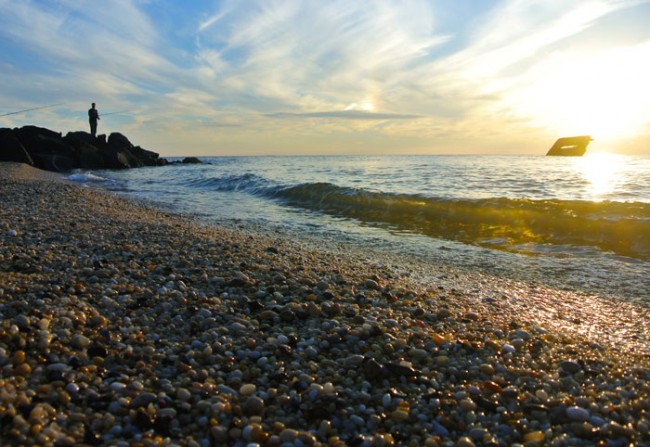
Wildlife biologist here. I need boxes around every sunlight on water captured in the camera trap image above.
[94,155,650,303]
[578,153,626,200]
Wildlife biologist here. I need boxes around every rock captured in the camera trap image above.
[566,406,590,421]
[71,334,91,350]
[455,436,476,447]
[131,392,157,408]
[364,279,382,290]
[385,362,419,378]
[240,384,256,396]
[0,128,34,165]
[181,157,202,164]
[559,360,582,374]
[107,132,133,150]
[362,358,386,380]
[1,125,168,172]
[243,396,265,415]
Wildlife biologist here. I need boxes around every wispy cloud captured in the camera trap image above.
[267,111,422,120]
[1,0,648,154]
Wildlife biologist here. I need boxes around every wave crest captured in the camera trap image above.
[192,176,650,259]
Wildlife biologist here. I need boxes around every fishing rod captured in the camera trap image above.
[0,103,65,117]
[101,110,131,117]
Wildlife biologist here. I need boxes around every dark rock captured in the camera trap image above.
[107,132,134,150]
[2,125,168,172]
[87,344,107,358]
[181,157,202,164]
[559,360,582,375]
[474,396,499,412]
[133,408,154,429]
[131,392,157,408]
[0,129,33,165]
[242,396,265,416]
[362,357,387,380]
[385,362,419,378]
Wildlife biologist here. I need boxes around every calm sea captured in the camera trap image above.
[71,154,650,305]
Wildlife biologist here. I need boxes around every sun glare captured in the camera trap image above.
[346,100,375,112]
[510,43,650,142]
[578,152,625,200]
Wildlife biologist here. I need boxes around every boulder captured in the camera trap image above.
[14,126,72,157]
[181,157,202,164]
[131,145,167,167]
[107,132,133,151]
[1,126,168,172]
[11,126,75,172]
[0,128,34,165]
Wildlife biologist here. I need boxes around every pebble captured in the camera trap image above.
[176,387,192,401]
[566,406,590,421]
[1,168,649,447]
[523,431,545,442]
[240,383,257,396]
[455,436,476,447]
[559,360,582,374]
[243,396,265,415]
[70,334,91,349]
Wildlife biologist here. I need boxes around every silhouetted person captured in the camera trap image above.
[88,103,100,137]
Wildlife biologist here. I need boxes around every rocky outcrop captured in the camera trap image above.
[0,126,168,172]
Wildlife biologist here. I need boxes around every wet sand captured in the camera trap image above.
[1,162,649,446]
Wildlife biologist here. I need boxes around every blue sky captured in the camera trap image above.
[1,0,649,155]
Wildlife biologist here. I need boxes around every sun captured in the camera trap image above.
[345,100,375,112]
[508,42,650,142]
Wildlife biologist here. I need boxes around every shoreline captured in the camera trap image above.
[1,162,649,446]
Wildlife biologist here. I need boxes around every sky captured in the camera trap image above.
[1,0,650,156]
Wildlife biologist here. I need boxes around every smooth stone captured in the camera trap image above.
[46,363,72,372]
[243,396,265,415]
[344,355,364,367]
[364,279,381,290]
[176,387,192,401]
[390,410,409,422]
[240,384,256,396]
[459,398,477,411]
[455,436,476,447]
[217,385,238,395]
[71,334,91,349]
[110,382,127,391]
[502,344,516,353]
[559,360,582,374]
[523,431,545,442]
[131,392,157,408]
[278,428,298,443]
[566,406,590,421]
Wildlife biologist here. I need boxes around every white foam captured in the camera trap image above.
[67,172,110,183]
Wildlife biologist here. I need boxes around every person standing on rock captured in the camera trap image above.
[88,102,100,138]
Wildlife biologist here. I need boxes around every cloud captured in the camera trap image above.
[1,0,648,154]
[194,0,449,112]
[267,111,421,120]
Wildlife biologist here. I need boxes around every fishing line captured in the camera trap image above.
[101,110,131,117]
[0,103,65,117]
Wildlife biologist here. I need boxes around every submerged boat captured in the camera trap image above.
[546,135,592,156]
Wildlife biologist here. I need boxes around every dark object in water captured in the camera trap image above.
[546,136,592,156]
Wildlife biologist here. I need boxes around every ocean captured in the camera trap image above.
[70,154,650,306]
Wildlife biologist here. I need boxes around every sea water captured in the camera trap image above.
[72,154,650,305]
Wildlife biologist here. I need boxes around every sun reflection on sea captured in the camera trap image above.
[578,153,625,200]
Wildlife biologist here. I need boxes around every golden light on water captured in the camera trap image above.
[578,153,625,200]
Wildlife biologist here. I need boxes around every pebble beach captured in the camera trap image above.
[1,162,649,447]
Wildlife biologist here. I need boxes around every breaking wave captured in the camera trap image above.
[189,174,650,260]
